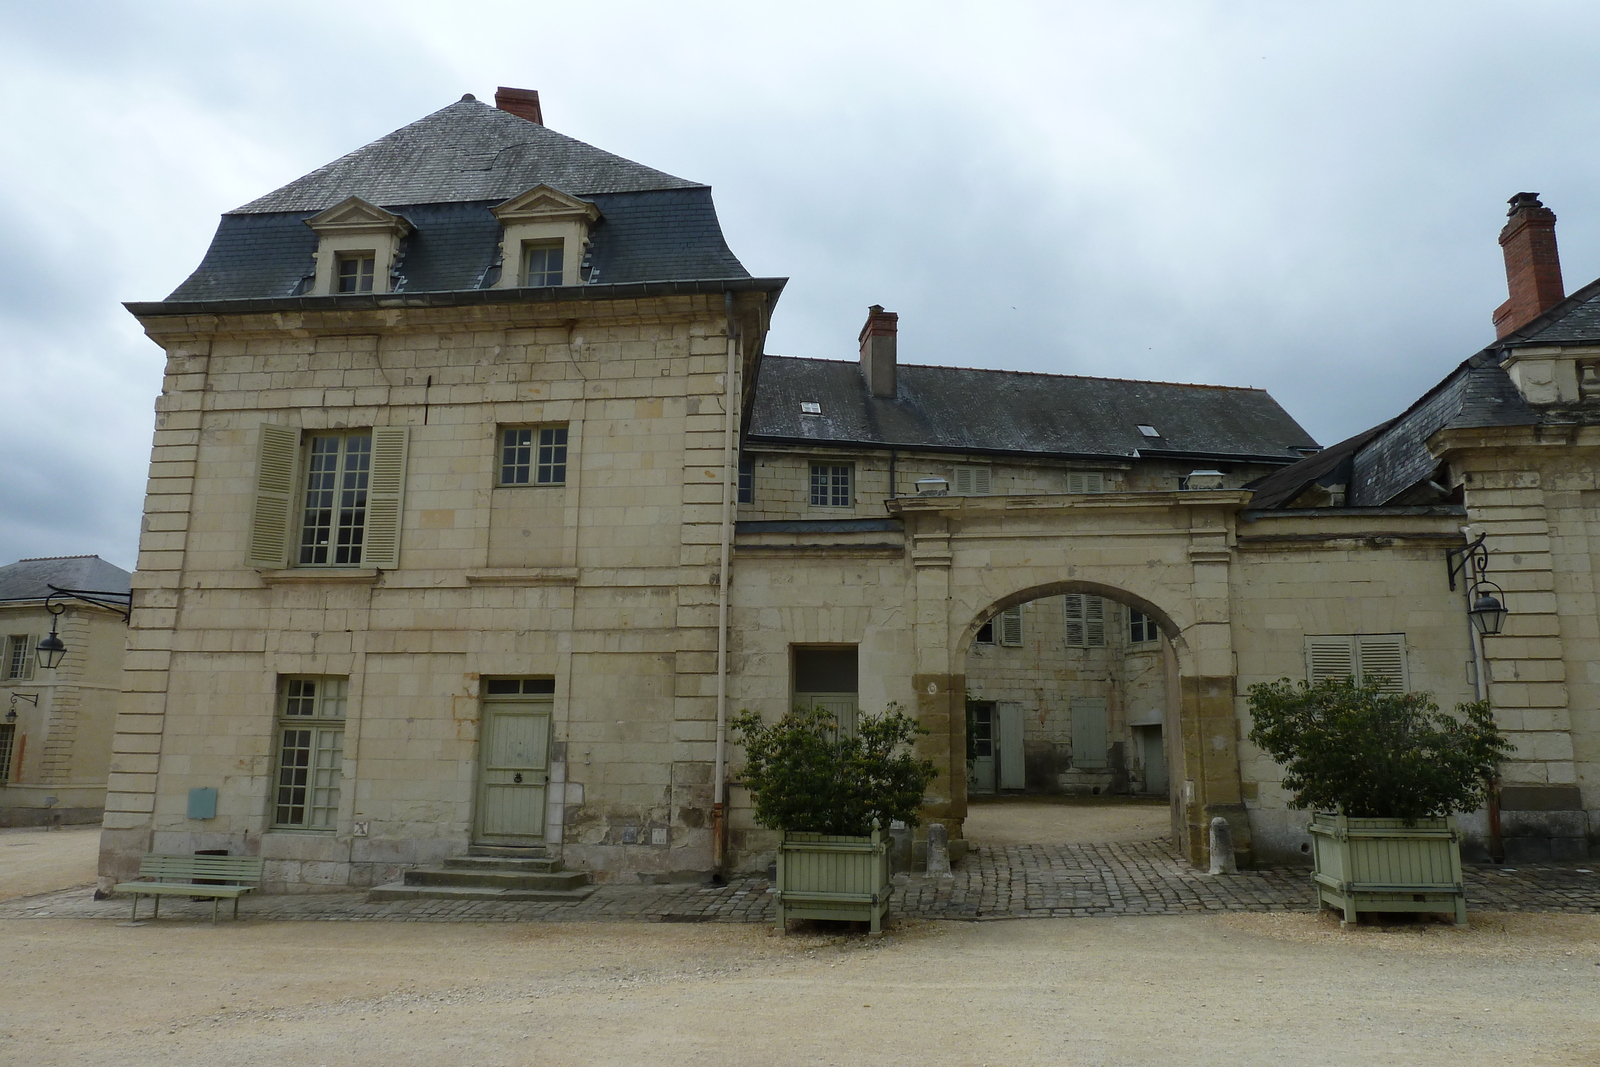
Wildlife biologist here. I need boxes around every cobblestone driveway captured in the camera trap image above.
[4,840,1596,924]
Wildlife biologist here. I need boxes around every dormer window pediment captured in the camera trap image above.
[305,196,412,296]
[491,185,600,289]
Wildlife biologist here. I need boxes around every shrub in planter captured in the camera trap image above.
[1246,677,1512,926]
[732,704,939,932]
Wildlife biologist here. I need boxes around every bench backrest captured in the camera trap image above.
[137,853,266,885]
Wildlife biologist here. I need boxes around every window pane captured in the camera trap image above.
[333,435,371,565]
[524,243,564,287]
[501,428,533,484]
[275,727,313,825]
[298,436,341,564]
[738,457,754,504]
[537,426,567,484]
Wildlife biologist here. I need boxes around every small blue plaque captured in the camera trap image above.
[187,787,218,820]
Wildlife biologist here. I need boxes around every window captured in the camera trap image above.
[273,677,346,830]
[1064,594,1107,647]
[737,456,754,504]
[976,608,1022,647]
[299,433,372,566]
[5,635,34,681]
[485,678,556,696]
[1065,472,1105,494]
[0,722,13,782]
[1129,610,1159,645]
[523,241,564,287]
[249,424,410,571]
[793,646,859,736]
[952,466,992,496]
[809,463,852,508]
[500,425,569,486]
[1305,635,1408,693]
[335,252,376,293]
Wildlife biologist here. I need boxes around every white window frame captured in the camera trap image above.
[499,425,569,486]
[1304,634,1409,693]
[520,239,566,288]
[272,676,347,831]
[1064,594,1107,648]
[1128,609,1159,646]
[5,635,35,681]
[335,250,376,293]
[809,462,853,509]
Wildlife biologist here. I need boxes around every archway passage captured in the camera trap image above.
[962,591,1176,852]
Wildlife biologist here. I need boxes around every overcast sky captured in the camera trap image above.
[5,1,1600,571]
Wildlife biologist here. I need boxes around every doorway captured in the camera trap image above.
[474,678,554,846]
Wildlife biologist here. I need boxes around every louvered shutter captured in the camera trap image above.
[953,467,973,495]
[1066,472,1105,493]
[1356,635,1408,693]
[247,423,300,569]
[973,467,992,495]
[363,426,411,570]
[1085,596,1106,647]
[999,606,1023,646]
[1064,595,1086,646]
[1305,636,1356,685]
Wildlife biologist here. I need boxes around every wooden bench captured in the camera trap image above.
[114,854,265,924]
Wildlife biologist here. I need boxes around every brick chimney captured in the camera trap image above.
[859,305,898,398]
[494,87,543,125]
[1493,192,1564,337]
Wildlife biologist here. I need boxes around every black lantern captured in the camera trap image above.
[35,621,67,670]
[33,584,132,671]
[1469,585,1509,636]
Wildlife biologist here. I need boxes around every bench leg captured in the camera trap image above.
[153,894,160,919]
[234,896,242,921]
[212,897,220,925]
[130,894,139,923]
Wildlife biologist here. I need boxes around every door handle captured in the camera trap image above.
[513,773,524,784]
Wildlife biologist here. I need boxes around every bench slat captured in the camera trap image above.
[114,882,253,898]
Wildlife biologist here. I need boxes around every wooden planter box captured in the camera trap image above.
[1309,811,1467,927]
[774,828,892,933]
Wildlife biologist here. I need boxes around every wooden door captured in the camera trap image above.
[997,702,1026,791]
[1138,725,1168,795]
[1072,698,1108,769]
[474,700,551,845]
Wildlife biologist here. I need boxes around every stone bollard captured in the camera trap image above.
[888,821,914,874]
[925,823,953,879]
[1208,816,1237,875]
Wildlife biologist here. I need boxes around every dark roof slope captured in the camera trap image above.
[1245,420,1393,509]
[1497,276,1600,348]
[748,357,1319,462]
[0,556,131,602]
[236,98,698,213]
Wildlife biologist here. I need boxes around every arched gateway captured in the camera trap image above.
[885,488,1248,866]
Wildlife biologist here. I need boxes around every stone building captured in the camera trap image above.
[98,91,1594,892]
[0,555,131,826]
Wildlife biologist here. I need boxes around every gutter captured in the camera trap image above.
[744,436,1306,467]
[713,291,739,877]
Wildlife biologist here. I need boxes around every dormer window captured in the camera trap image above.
[304,197,411,296]
[522,241,565,287]
[492,184,600,290]
[336,252,376,294]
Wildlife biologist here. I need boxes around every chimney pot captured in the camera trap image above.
[494,87,544,126]
[1494,192,1564,337]
[858,305,898,399]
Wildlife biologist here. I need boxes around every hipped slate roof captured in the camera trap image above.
[1251,276,1600,509]
[163,98,749,303]
[748,357,1319,462]
[0,556,131,603]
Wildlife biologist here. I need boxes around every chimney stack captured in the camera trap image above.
[494,87,544,125]
[859,305,898,398]
[1494,192,1564,337]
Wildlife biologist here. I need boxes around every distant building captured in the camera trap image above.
[0,555,131,826]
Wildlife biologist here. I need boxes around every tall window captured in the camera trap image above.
[809,463,852,508]
[1064,594,1107,647]
[5,635,33,680]
[500,426,568,485]
[274,677,346,830]
[737,456,755,504]
[523,241,564,287]
[1129,610,1159,644]
[0,722,15,783]
[299,433,372,565]
[335,252,375,293]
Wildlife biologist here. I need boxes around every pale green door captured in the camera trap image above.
[474,700,551,845]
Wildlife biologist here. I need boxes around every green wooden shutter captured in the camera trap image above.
[1356,635,1408,693]
[363,426,411,569]
[247,423,300,569]
[1305,636,1356,685]
[999,606,1023,646]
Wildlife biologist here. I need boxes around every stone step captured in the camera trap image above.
[367,882,593,904]
[467,845,550,859]
[402,867,589,892]
[441,855,560,874]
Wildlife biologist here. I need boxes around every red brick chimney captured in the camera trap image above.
[494,87,543,125]
[1493,192,1564,338]
[859,305,898,398]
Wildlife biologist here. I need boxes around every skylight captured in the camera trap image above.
[1137,424,1160,438]
[800,402,822,415]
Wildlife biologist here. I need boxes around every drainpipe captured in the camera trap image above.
[713,292,740,874]
[1462,524,1503,862]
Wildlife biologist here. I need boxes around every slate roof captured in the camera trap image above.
[747,357,1319,462]
[162,98,750,303]
[0,556,131,603]
[1250,275,1600,509]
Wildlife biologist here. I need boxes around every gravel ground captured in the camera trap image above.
[2,912,1597,1066]
[0,826,98,900]
[963,796,1171,847]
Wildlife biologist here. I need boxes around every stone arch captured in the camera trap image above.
[957,579,1191,666]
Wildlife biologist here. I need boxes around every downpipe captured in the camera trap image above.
[713,291,739,876]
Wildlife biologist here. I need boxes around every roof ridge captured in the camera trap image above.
[764,354,1270,393]
[14,554,104,562]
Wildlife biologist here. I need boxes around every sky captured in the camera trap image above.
[4,1,1600,571]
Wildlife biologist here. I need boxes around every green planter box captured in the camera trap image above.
[1309,811,1467,927]
[774,828,892,933]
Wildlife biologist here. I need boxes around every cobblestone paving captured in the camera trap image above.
[3,841,1596,925]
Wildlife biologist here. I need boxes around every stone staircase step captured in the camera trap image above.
[367,882,593,904]
[402,867,588,892]
[467,845,550,859]
[441,855,560,873]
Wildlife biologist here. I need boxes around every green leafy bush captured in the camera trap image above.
[731,703,940,836]
[1246,677,1512,822]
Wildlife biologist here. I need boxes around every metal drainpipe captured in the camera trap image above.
[1461,524,1502,861]
[713,291,739,874]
